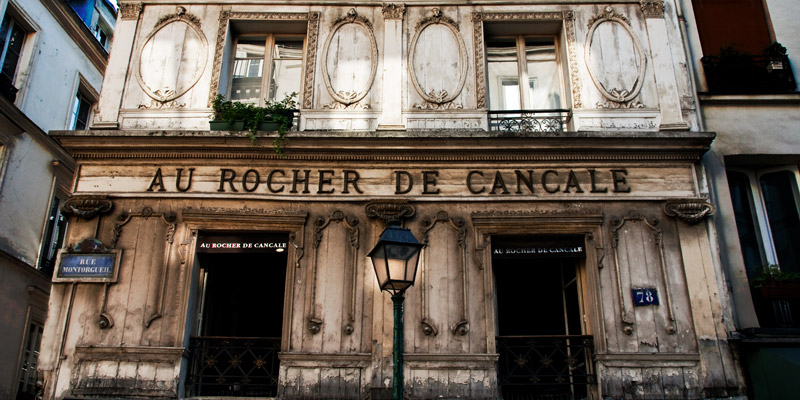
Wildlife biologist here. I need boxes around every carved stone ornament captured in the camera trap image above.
[382,3,405,20]
[62,195,113,219]
[321,9,378,108]
[133,7,208,104]
[585,7,647,108]
[664,199,715,224]
[473,11,583,109]
[118,2,142,20]
[641,1,665,19]
[365,201,416,224]
[409,8,468,107]
[209,11,320,108]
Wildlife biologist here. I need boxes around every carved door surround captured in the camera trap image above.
[209,11,321,109]
[182,207,308,351]
[321,8,378,110]
[471,209,605,353]
[472,11,582,109]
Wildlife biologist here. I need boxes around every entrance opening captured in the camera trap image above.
[187,232,288,397]
[492,235,595,400]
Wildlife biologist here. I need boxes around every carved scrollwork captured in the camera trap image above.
[365,201,416,224]
[118,2,142,20]
[421,318,439,336]
[321,9,377,108]
[382,3,405,20]
[640,0,665,18]
[309,211,360,335]
[420,211,470,337]
[585,7,647,108]
[409,8,468,107]
[99,312,114,329]
[664,199,715,224]
[62,195,113,220]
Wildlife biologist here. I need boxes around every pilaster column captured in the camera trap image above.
[378,4,405,129]
[641,1,689,130]
[91,2,142,129]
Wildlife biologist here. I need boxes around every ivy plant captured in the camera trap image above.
[211,92,298,155]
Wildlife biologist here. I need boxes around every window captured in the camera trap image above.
[16,320,43,400]
[38,197,66,276]
[486,36,562,111]
[0,12,25,85]
[69,91,92,129]
[229,34,303,105]
[728,167,800,328]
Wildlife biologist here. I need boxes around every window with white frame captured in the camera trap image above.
[0,11,26,85]
[228,34,303,105]
[486,36,563,111]
[728,167,800,277]
[69,91,92,130]
[38,196,66,276]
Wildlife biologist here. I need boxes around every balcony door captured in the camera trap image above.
[187,232,289,397]
[492,235,594,400]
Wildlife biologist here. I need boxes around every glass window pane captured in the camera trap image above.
[273,38,303,60]
[268,58,302,102]
[524,38,560,109]
[760,171,800,273]
[727,171,763,277]
[487,38,519,110]
[1,20,24,81]
[230,38,265,104]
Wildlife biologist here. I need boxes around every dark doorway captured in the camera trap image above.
[492,236,594,400]
[187,232,288,397]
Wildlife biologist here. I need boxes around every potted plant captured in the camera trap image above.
[750,264,800,299]
[210,92,298,155]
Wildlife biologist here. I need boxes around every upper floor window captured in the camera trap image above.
[38,196,66,276]
[229,34,303,105]
[69,91,92,129]
[486,36,563,111]
[0,12,25,85]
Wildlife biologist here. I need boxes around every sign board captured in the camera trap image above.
[196,233,288,253]
[53,250,121,283]
[632,287,659,306]
[492,236,585,259]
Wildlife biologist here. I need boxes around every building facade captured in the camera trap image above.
[0,0,114,399]
[40,1,746,399]
[684,0,800,398]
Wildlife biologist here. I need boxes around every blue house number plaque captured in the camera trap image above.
[632,288,659,306]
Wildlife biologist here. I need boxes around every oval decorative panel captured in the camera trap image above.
[321,9,377,107]
[408,9,467,105]
[584,8,646,105]
[135,11,208,103]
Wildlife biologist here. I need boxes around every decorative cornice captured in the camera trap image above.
[119,2,142,20]
[62,195,113,219]
[382,3,405,20]
[664,199,715,224]
[641,1,665,19]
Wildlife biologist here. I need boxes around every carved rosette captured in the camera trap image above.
[382,3,405,20]
[585,7,647,109]
[641,1,665,19]
[119,2,142,20]
[62,195,113,219]
[365,201,416,225]
[664,199,715,224]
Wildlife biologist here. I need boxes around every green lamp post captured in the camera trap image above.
[368,223,424,400]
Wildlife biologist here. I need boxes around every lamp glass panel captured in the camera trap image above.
[371,248,389,287]
[387,258,407,282]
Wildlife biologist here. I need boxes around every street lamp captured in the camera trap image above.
[368,223,424,400]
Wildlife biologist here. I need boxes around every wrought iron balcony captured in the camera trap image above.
[496,335,595,400]
[701,54,796,93]
[187,336,280,397]
[488,109,572,134]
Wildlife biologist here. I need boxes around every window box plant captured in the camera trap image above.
[750,264,800,299]
[210,93,298,155]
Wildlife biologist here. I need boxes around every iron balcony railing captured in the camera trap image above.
[187,336,280,398]
[488,109,572,134]
[701,54,796,93]
[496,335,595,400]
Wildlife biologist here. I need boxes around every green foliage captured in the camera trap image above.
[763,42,788,57]
[211,92,298,155]
[750,264,800,289]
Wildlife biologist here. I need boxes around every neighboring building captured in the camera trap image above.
[40,1,746,399]
[684,0,800,399]
[0,0,113,398]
